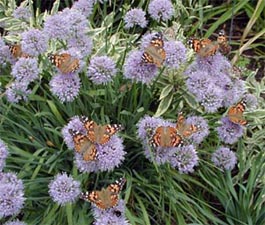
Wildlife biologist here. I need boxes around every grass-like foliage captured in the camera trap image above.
[0,0,264,224]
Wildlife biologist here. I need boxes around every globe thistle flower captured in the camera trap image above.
[49,73,81,103]
[72,0,95,17]
[4,219,27,225]
[148,0,174,22]
[67,33,93,57]
[216,117,244,144]
[92,200,129,225]
[87,56,117,84]
[61,116,86,150]
[0,172,25,218]
[243,93,258,110]
[169,145,199,174]
[75,135,126,173]
[0,39,13,65]
[186,116,209,144]
[211,147,237,170]
[123,50,158,84]
[164,40,187,69]
[13,5,31,21]
[124,8,147,29]
[0,139,8,171]
[48,173,81,205]
[21,29,48,57]
[11,57,39,84]
[5,81,32,103]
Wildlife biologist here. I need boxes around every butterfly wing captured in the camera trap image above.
[176,113,198,138]
[217,30,231,55]
[49,53,79,74]
[9,44,29,58]
[199,39,219,57]
[227,101,247,125]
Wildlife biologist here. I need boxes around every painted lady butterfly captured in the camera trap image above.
[80,116,123,145]
[69,129,97,161]
[217,29,231,55]
[227,101,247,125]
[175,113,199,138]
[80,178,126,210]
[188,38,219,57]
[142,32,166,68]
[48,53,80,74]
[9,44,29,58]
[150,126,183,148]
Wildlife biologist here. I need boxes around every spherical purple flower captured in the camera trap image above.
[0,139,8,171]
[72,0,95,17]
[123,50,158,84]
[62,116,85,150]
[13,5,31,21]
[21,29,48,56]
[11,57,39,84]
[164,40,187,69]
[186,116,209,144]
[4,219,27,225]
[75,136,126,173]
[5,81,32,103]
[92,200,129,225]
[49,73,81,103]
[211,147,237,170]
[148,0,174,21]
[0,172,25,218]
[48,173,81,205]
[124,8,147,29]
[67,33,93,57]
[243,93,258,110]
[217,117,244,144]
[0,39,12,65]
[87,56,117,84]
[169,145,199,174]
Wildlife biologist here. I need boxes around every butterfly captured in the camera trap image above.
[142,32,166,68]
[69,129,97,161]
[227,101,247,125]
[150,126,184,148]
[80,177,126,210]
[9,44,29,58]
[48,53,80,74]
[188,38,219,57]
[175,113,199,138]
[80,116,123,145]
[217,29,231,55]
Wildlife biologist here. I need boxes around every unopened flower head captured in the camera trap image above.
[48,173,81,205]
[211,147,237,170]
[124,8,147,29]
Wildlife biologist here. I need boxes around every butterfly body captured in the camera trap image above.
[49,53,79,74]
[150,126,183,148]
[81,117,123,145]
[227,101,247,125]
[142,32,166,67]
[69,129,97,161]
[81,178,126,210]
[176,113,198,138]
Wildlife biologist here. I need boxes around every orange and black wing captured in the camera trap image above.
[227,101,247,125]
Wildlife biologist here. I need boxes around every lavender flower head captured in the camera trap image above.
[243,93,258,110]
[62,116,86,150]
[21,29,48,57]
[169,145,199,174]
[5,81,32,103]
[67,33,93,57]
[0,39,13,65]
[148,0,174,22]
[49,73,81,103]
[87,56,117,84]
[48,173,81,205]
[124,8,147,29]
[186,116,209,144]
[0,172,25,218]
[211,147,237,170]
[217,117,244,144]
[75,135,126,173]
[11,57,39,84]
[92,200,129,225]
[4,220,27,225]
[164,40,187,69]
[72,0,95,17]
[0,139,8,171]
[13,5,31,21]
[123,50,158,84]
